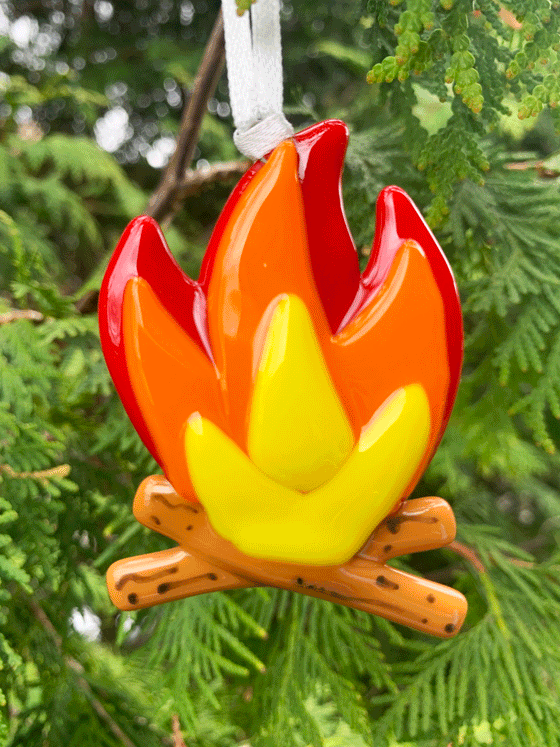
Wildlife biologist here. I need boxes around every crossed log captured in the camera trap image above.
[107,476,468,638]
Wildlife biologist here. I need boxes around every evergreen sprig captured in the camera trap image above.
[1,1,560,745]
[364,0,560,223]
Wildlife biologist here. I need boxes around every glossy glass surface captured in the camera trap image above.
[123,277,224,499]
[106,477,468,638]
[100,118,464,572]
[186,384,429,564]
[247,294,354,492]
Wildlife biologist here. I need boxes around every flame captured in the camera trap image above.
[205,142,335,447]
[122,277,224,499]
[100,120,462,565]
[247,294,354,492]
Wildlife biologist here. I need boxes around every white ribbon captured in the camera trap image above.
[221,0,294,161]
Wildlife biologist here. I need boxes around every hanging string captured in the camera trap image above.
[221,0,294,161]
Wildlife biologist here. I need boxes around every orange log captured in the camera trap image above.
[106,476,467,638]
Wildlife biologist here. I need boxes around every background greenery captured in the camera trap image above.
[1,0,560,745]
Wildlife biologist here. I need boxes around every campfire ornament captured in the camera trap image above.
[100,1,468,638]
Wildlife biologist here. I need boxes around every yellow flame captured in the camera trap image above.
[185,295,432,565]
[248,294,354,491]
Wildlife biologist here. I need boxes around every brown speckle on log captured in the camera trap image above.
[376,575,399,590]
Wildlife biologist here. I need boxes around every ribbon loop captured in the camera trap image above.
[222,0,293,160]
[233,112,294,161]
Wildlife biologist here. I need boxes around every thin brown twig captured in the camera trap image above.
[172,714,187,747]
[28,600,138,747]
[506,160,560,178]
[146,11,226,223]
[29,598,63,649]
[447,541,486,573]
[0,309,44,325]
[433,541,538,579]
[75,290,99,315]
[177,160,249,199]
[76,11,228,315]
[1,463,70,483]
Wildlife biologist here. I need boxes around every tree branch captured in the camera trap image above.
[75,11,233,314]
[0,309,44,325]
[171,714,187,747]
[28,600,138,747]
[177,159,249,199]
[1,463,70,483]
[447,540,486,573]
[506,160,560,178]
[146,11,226,223]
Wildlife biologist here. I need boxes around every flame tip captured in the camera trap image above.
[125,214,161,234]
[268,138,297,165]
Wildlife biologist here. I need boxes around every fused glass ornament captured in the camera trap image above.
[100,120,467,637]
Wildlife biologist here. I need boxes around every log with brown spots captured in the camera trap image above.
[107,476,467,638]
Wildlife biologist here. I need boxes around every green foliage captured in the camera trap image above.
[363,0,560,223]
[444,157,560,451]
[250,593,394,747]
[139,592,268,726]
[374,537,560,746]
[236,0,258,15]
[1,1,560,746]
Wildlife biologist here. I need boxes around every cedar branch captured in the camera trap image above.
[1,463,70,482]
[177,159,249,199]
[0,309,44,325]
[172,714,188,747]
[28,600,138,747]
[146,11,226,223]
